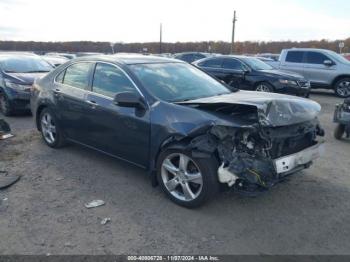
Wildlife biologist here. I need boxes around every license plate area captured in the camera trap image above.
[274,142,324,174]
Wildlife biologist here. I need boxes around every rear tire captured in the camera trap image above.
[157,149,220,208]
[334,124,345,140]
[39,107,66,148]
[334,78,350,98]
[0,94,13,116]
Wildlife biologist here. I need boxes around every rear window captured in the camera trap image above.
[198,58,222,68]
[285,51,304,63]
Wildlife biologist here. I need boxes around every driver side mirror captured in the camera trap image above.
[323,60,334,66]
[113,91,146,110]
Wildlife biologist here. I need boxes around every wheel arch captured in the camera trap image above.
[332,75,350,88]
[150,134,222,187]
[35,104,48,131]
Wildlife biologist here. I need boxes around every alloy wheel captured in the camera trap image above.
[256,84,271,92]
[41,112,57,144]
[161,153,203,202]
[336,80,350,97]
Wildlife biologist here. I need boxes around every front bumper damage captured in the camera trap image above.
[188,120,324,195]
[176,92,324,194]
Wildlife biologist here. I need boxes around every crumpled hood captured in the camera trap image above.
[4,72,47,85]
[178,90,321,127]
[260,69,305,80]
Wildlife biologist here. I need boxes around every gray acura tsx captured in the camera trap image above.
[30,55,324,207]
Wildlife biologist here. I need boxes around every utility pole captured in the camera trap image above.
[110,42,115,54]
[159,23,162,54]
[230,10,237,54]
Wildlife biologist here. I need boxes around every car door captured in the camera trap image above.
[53,62,94,143]
[84,62,150,167]
[221,58,248,88]
[280,51,306,76]
[303,51,337,85]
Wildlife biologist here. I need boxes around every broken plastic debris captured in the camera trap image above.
[0,133,14,140]
[217,163,237,187]
[0,119,13,140]
[84,200,105,209]
[101,217,111,225]
[0,171,20,190]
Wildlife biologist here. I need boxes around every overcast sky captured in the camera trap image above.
[0,0,349,42]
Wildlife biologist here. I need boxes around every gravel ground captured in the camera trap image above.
[0,91,350,255]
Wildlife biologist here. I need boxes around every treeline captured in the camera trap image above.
[0,38,349,54]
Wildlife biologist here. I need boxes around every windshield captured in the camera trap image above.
[241,57,274,70]
[0,55,53,73]
[129,63,232,102]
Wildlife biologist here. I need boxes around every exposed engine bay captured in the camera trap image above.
[178,97,325,194]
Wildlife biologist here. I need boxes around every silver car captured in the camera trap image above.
[268,48,350,97]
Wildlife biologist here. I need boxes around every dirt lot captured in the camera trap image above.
[0,91,350,255]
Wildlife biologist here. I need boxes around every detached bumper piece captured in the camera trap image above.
[0,119,14,140]
[274,142,324,175]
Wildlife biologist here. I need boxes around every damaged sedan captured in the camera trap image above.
[30,55,324,207]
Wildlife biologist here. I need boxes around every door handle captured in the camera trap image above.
[53,88,63,99]
[86,100,98,108]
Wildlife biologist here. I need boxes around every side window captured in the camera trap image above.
[285,51,304,63]
[55,70,65,83]
[199,58,223,68]
[222,58,244,70]
[92,63,135,98]
[63,63,92,89]
[305,52,330,64]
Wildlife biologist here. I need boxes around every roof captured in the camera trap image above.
[73,54,182,65]
[0,52,37,57]
[283,48,332,52]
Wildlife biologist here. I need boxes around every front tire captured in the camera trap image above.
[255,82,274,93]
[0,94,13,116]
[157,149,220,208]
[39,108,65,148]
[334,124,345,140]
[334,78,350,98]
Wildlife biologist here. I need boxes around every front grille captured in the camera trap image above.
[269,132,316,159]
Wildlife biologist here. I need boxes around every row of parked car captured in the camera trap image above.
[1,48,350,117]
[175,49,350,98]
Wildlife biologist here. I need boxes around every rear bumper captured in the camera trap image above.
[274,141,324,175]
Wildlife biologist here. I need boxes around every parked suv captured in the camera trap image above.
[268,48,350,97]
